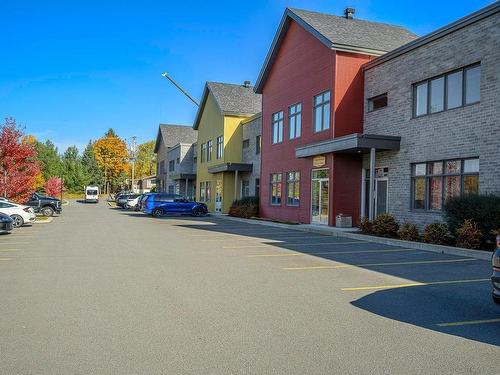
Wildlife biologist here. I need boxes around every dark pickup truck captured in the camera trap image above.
[25,192,62,217]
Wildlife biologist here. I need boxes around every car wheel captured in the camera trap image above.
[11,214,24,228]
[192,207,205,217]
[152,208,164,218]
[493,294,500,305]
[41,206,54,217]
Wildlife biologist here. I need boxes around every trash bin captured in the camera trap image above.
[335,214,352,228]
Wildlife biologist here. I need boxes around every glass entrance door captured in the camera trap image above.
[311,169,329,225]
[364,176,388,218]
[215,179,223,213]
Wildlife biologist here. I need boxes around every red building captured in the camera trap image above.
[255,8,416,226]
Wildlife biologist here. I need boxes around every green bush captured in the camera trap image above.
[422,223,450,245]
[358,217,373,234]
[398,222,420,241]
[456,219,482,249]
[371,213,399,238]
[444,194,500,248]
[229,196,259,219]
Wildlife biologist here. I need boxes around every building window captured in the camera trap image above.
[286,171,300,206]
[216,136,223,159]
[168,185,174,194]
[241,180,250,198]
[367,93,387,112]
[159,161,165,174]
[255,178,260,197]
[176,157,180,164]
[207,140,212,162]
[256,135,261,154]
[270,173,282,206]
[288,103,302,139]
[413,63,480,117]
[200,143,206,163]
[242,139,250,149]
[411,158,479,211]
[313,90,330,132]
[206,181,211,202]
[271,111,283,144]
[200,182,206,202]
[168,160,175,172]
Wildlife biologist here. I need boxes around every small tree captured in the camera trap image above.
[44,176,63,197]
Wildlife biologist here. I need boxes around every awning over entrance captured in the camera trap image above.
[170,173,196,181]
[295,133,401,158]
[207,163,253,174]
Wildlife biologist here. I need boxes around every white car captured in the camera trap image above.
[0,200,36,228]
[124,195,141,210]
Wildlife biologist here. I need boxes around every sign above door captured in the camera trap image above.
[312,155,326,168]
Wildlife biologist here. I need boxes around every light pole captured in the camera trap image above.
[129,136,137,193]
[161,72,199,107]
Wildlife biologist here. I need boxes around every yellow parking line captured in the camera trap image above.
[437,318,500,327]
[0,258,12,261]
[0,249,19,252]
[248,248,414,257]
[341,278,490,291]
[283,258,477,271]
[0,242,29,245]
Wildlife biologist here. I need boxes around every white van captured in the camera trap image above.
[84,186,99,203]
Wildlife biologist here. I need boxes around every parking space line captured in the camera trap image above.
[341,278,490,291]
[283,258,477,270]
[436,318,500,327]
[0,258,12,261]
[222,241,364,249]
[0,242,30,245]
[248,248,414,257]
[0,249,20,252]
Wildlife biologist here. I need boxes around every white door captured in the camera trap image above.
[215,180,222,213]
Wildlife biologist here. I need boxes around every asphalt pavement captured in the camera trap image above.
[0,201,498,374]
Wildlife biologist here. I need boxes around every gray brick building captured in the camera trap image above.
[154,124,197,193]
[362,2,500,227]
[239,113,262,198]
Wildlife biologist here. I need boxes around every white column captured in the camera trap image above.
[234,170,239,200]
[368,148,376,220]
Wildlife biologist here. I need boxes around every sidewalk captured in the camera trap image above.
[218,215,493,261]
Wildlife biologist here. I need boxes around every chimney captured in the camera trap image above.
[243,80,251,88]
[344,7,355,19]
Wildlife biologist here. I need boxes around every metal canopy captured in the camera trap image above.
[170,173,197,181]
[295,133,401,158]
[207,163,253,174]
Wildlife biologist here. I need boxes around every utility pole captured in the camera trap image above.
[129,136,137,193]
[161,72,199,107]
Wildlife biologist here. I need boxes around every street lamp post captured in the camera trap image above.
[129,136,137,193]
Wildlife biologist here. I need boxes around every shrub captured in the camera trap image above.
[229,196,259,219]
[422,223,450,245]
[444,194,500,247]
[398,222,420,241]
[371,213,399,238]
[456,219,482,249]
[358,217,373,234]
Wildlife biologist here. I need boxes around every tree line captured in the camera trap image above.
[0,117,156,201]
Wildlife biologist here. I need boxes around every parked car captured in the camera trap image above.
[0,200,36,227]
[138,193,153,211]
[124,194,143,210]
[114,190,133,202]
[25,192,62,217]
[492,235,500,304]
[116,194,140,208]
[0,212,13,234]
[142,193,208,218]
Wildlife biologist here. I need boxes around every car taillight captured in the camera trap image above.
[23,207,31,213]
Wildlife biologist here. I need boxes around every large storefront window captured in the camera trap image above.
[411,158,479,211]
[270,173,282,206]
[286,172,300,206]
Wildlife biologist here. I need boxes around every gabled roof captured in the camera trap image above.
[254,8,418,93]
[193,82,262,130]
[154,124,197,153]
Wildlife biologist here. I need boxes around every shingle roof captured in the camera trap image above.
[289,8,418,53]
[254,8,418,93]
[193,82,262,130]
[154,124,197,153]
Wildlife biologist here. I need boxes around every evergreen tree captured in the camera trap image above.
[62,146,86,193]
[82,141,103,188]
[34,140,61,180]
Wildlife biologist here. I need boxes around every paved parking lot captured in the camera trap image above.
[0,201,498,374]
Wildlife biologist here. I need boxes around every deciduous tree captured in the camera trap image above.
[82,141,103,188]
[135,140,156,178]
[0,117,41,202]
[44,176,63,197]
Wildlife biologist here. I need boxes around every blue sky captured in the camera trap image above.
[0,0,494,152]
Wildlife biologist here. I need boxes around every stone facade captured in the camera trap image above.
[363,10,500,227]
[154,124,197,193]
[239,114,262,198]
[166,143,197,200]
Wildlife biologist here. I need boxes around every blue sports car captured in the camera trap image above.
[142,193,208,217]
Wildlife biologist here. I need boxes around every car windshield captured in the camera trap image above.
[87,190,98,195]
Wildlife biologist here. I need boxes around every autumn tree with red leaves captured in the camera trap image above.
[44,176,63,197]
[0,117,41,202]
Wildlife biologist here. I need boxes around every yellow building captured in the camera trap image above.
[193,81,261,213]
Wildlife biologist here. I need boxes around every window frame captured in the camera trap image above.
[286,171,300,207]
[256,135,261,155]
[270,173,282,206]
[412,63,481,118]
[367,93,388,112]
[313,90,331,133]
[288,102,302,139]
[207,140,212,162]
[242,139,250,149]
[271,111,284,144]
[410,157,479,212]
[216,136,223,159]
[200,143,206,163]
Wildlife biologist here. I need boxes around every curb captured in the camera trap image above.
[218,215,492,261]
